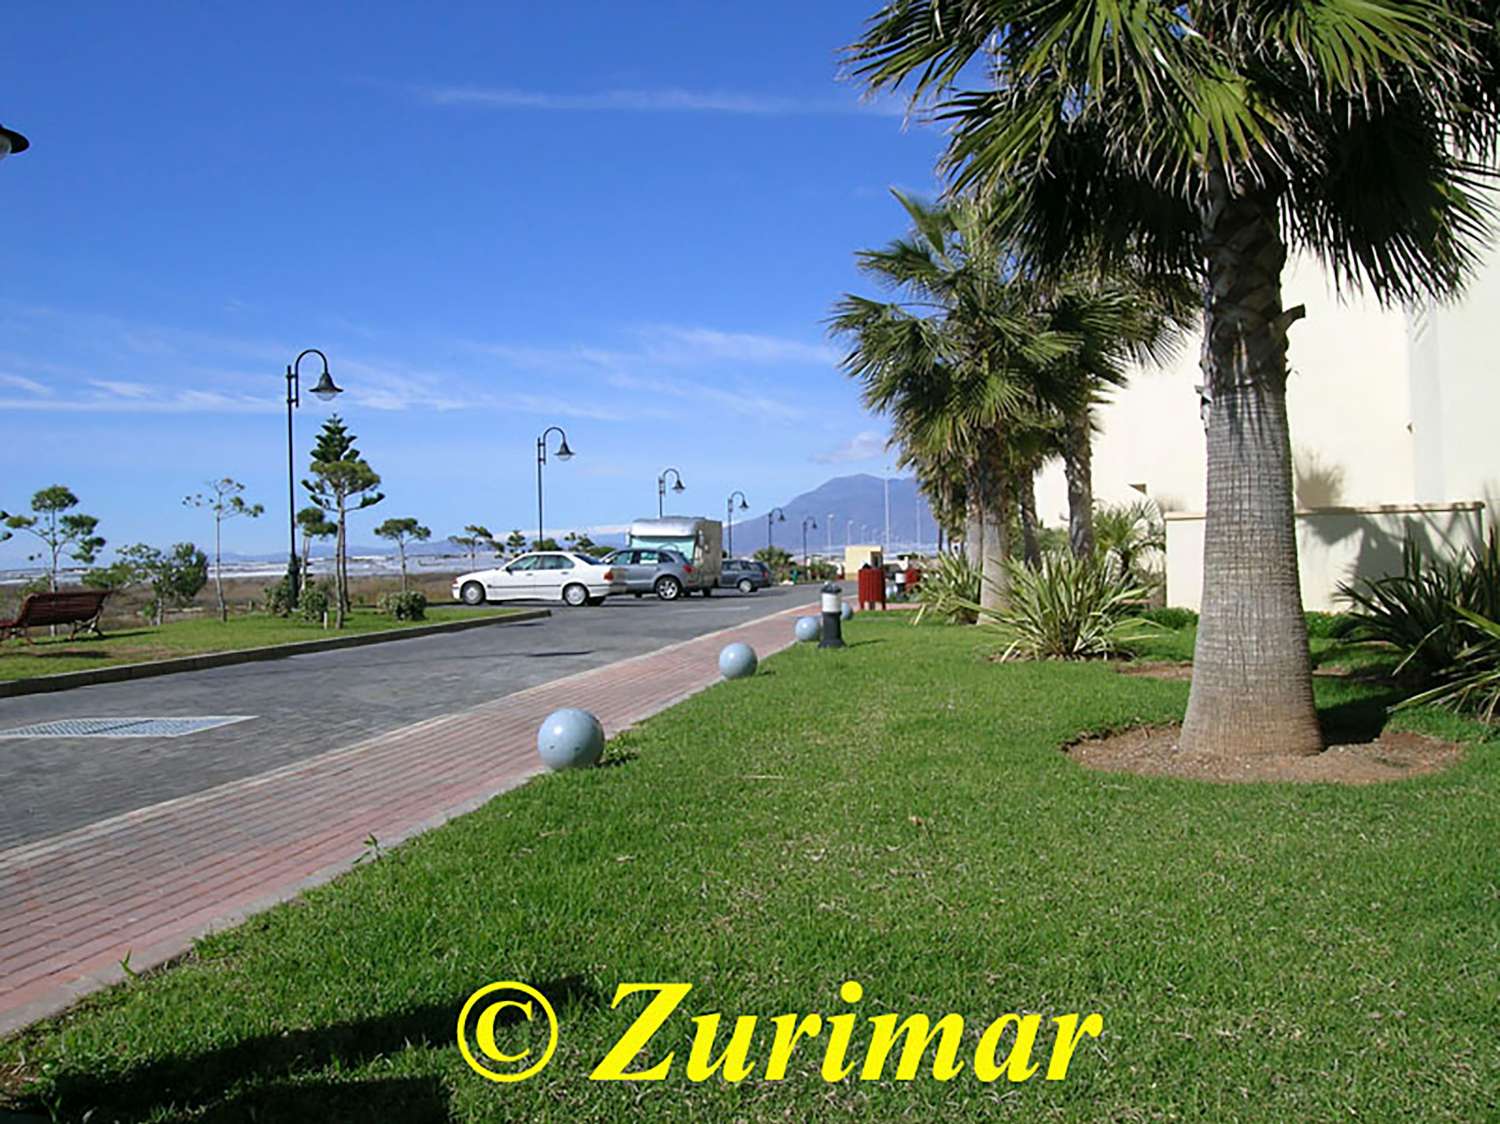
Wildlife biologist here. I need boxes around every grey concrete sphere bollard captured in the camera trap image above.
[795,615,821,642]
[537,707,605,770]
[719,641,758,680]
[841,601,854,622]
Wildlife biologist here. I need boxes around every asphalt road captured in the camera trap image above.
[0,585,818,850]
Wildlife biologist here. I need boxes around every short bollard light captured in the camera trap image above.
[840,601,854,622]
[819,581,846,649]
[537,707,605,770]
[794,615,821,642]
[719,641,758,680]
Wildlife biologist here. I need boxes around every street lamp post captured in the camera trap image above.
[536,426,574,547]
[767,507,786,552]
[0,123,31,163]
[284,349,342,605]
[826,513,834,552]
[657,468,686,518]
[801,516,818,571]
[726,491,749,557]
[846,518,854,547]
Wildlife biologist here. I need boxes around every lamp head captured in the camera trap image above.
[555,438,574,461]
[738,498,749,510]
[309,370,343,401]
[672,479,685,493]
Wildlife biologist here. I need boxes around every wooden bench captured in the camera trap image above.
[0,589,111,643]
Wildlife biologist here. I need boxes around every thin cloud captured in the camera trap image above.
[0,372,49,395]
[604,371,804,421]
[640,325,837,366]
[814,430,889,464]
[414,84,900,117]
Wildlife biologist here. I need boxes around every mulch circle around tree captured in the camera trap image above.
[1064,724,1464,785]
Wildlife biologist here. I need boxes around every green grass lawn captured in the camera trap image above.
[3,617,1496,1121]
[0,606,522,681]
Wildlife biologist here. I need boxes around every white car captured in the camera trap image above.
[451,551,624,608]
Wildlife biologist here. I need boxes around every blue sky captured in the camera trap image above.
[0,1,946,561]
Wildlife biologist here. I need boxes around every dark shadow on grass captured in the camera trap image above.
[599,752,639,767]
[1318,686,1405,745]
[18,976,603,1123]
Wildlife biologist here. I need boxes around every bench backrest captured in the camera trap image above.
[16,589,111,627]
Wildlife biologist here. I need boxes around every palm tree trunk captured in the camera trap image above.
[1062,406,1095,558]
[1017,472,1041,569]
[976,443,1011,612]
[1179,176,1321,758]
[964,472,984,570]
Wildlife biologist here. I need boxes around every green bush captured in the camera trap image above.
[1139,606,1197,630]
[378,590,427,621]
[1400,608,1500,722]
[1303,610,1354,639]
[297,584,331,624]
[981,551,1154,660]
[913,552,981,625]
[263,576,296,617]
[1339,534,1500,680]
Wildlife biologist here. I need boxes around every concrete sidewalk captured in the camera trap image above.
[0,599,814,1035]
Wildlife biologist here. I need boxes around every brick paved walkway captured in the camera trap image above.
[0,597,815,1035]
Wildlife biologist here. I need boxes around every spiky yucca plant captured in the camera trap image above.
[913,551,983,625]
[979,552,1152,661]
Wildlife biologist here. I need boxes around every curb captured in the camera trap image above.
[0,609,551,699]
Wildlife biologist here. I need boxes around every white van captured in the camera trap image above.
[626,517,724,595]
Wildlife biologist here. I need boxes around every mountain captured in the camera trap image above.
[733,473,935,556]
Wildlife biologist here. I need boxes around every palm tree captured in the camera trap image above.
[849,2,1499,758]
[832,191,1072,609]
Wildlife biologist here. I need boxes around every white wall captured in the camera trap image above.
[1166,502,1487,612]
[1036,255,1414,527]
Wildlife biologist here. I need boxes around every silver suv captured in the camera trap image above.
[602,548,707,601]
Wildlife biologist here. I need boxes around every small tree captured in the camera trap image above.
[1,486,105,590]
[448,532,479,560]
[466,524,496,558]
[754,545,793,583]
[532,537,561,552]
[109,543,208,626]
[184,478,263,622]
[303,416,384,628]
[297,505,337,580]
[374,517,431,593]
[505,529,527,555]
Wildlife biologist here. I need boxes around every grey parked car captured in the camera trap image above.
[602,548,704,601]
[719,558,771,593]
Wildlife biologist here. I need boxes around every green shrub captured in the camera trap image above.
[981,551,1154,660]
[913,552,981,625]
[1303,610,1354,639]
[263,576,296,617]
[297,584,331,624]
[1399,608,1500,722]
[379,590,427,621]
[1139,606,1197,630]
[1339,534,1500,680]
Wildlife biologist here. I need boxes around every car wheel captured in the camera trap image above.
[737,578,754,594]
[562,583,589,607]
[655,576,682,601]
[460,581,486,606]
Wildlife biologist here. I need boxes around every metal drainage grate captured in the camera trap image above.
[0,716,254,739]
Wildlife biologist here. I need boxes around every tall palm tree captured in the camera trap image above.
[832,191,1072,608]
[849,2,1499,758]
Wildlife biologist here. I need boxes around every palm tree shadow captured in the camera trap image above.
[1317,688,1404,745]
[19,975,603,1122]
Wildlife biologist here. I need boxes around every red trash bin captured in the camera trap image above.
[857,565,886,611]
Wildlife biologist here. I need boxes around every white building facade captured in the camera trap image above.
[1034,241,1499,611]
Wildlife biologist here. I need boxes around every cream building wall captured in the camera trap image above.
[1033,241,1497,611]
